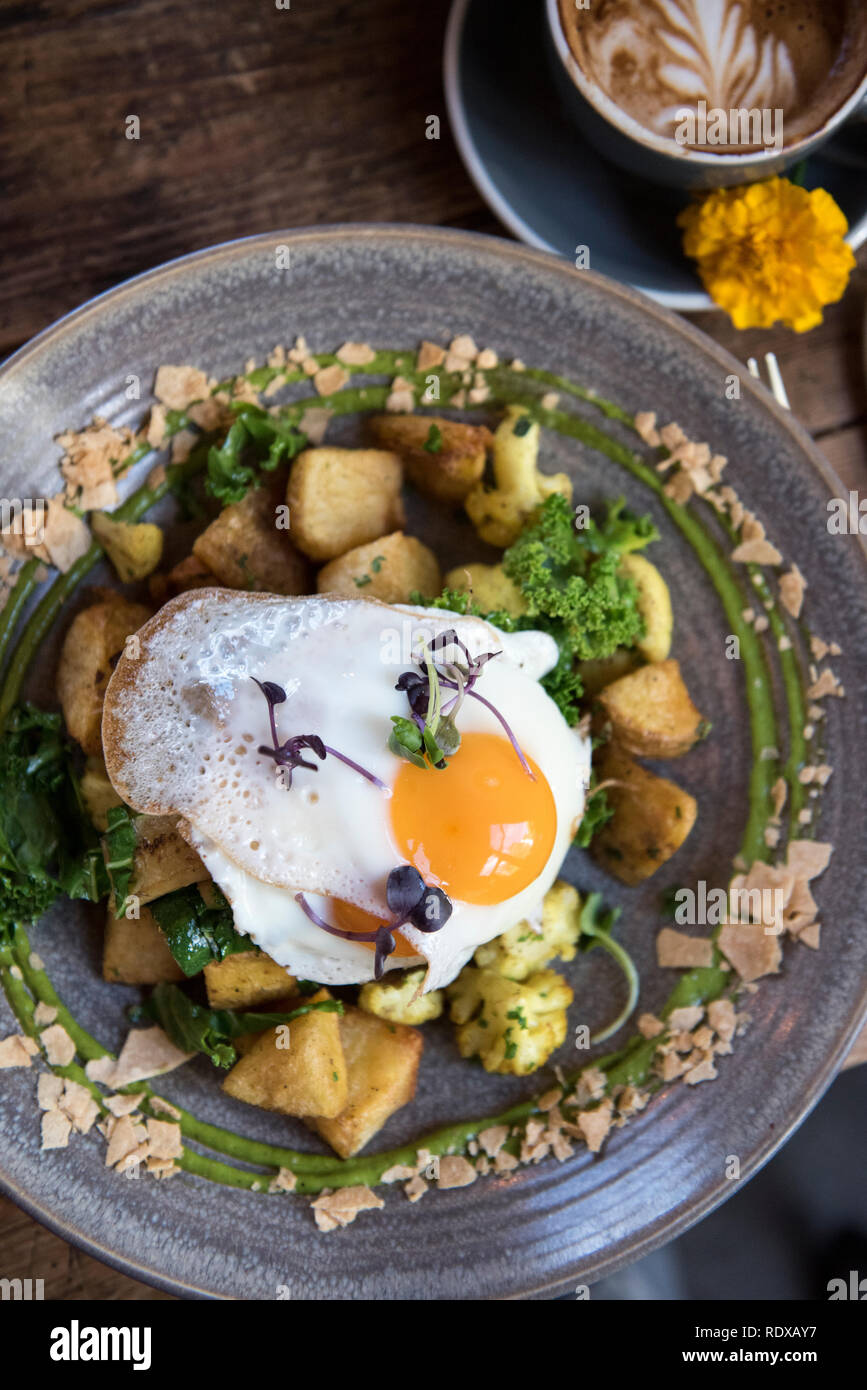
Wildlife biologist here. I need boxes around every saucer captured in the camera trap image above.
[444,0,867,311]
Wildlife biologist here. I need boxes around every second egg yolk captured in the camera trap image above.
[389,731,556,905]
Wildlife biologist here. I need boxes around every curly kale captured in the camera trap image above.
[0,705,109,941]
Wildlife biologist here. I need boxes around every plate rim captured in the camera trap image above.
[1,221,866,1300]
[442,0,867,312]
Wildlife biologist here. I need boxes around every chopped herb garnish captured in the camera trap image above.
[371,555,385,573]
[423,423,443,453]
[512,415,533,437]
[354,574,372,588]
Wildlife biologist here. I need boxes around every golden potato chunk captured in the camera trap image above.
[591,743,697,885]
[576,648,642,699]
[596,658,707,758]
[57,594,152,755]
[620,553,673,664]
[125,814,209,907]
[222,990,347,1119]
[317,531,440,603]
[368,414,492,505]
[286,447,404,561]
[80,755,123,831]
[308,1005,423,1158]
[103,904,185,984]
[149,553,219,606]
[193,480,308,594]
[204,950,296,1010]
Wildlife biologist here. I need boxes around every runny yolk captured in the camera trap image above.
[329,898,419,958]
[389,731,557,905]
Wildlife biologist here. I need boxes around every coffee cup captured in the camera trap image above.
[545,0,867,188]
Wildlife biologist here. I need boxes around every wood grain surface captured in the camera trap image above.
[0,0,864,1302]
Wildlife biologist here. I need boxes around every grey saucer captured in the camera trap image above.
[444,0,867,310]
[0,225,865,1300]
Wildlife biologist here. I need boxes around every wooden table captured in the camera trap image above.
[1,0,865,1301]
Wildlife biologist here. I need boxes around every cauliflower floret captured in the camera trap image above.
[443,562,528,618]
[474,881,582,981]
[358,966,444,1025]
[91,512,164,583]
[464,405,572,548]
[447,967,573,1076]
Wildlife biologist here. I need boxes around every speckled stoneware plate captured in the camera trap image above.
[0,226,865,1301]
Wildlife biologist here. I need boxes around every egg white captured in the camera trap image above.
[105,592,590,990]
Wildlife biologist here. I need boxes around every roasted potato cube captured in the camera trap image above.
[577,648,642,699]
[222,989,347,1118]
[596,658,707,758]
[57,594,152,755]
[591,743,697,884]
[125,814,209,906]
[368,414,492,505]
[286,447,404,561]
[308,1005,423,1158]
[204,950,296,1010]
[192,479,309,594]
[103,904,185,984]
[443,562,528,617]
[149,553,218,606]
[317,531,440,603]
[80,755,123,831]
[620,553,673,664]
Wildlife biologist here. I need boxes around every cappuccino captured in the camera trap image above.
[559,0,867,151]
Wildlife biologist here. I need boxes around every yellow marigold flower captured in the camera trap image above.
[678,178,855,333]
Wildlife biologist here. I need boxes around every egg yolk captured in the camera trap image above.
[389,732,556,905]
[329,898,418,958]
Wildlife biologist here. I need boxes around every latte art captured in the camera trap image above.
[559,0,859,149]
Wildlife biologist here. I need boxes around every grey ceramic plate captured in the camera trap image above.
[0,226,865,1301]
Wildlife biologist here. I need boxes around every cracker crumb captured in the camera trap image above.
[476,347,498,370]
[807,669,843,700]
[37,1073,64,1109]
[0,1034,36,1068]
[798,922,821,949]
[656,928,714,969]
[493,1149,520,1173]
[668,1005,704,1032]
[477,1124,509,1158]
[148,1095,182,1120]
[40,1023,75,1067]
[381,1163,417,1184]
[59,1080,100,1134]
[104,1093,145,1117]
[718,922,782,982]
[154,365,210,411]
[268,1167,297,1193]
[313,364,349,398]
[145,1118,184,1160]
[34,1004,57,1031]
[684,1055,718,1085]
[336,341,376,366]
[41,1109,72,1150]
[707,998,736,1042]
[576,1100,613,1153]
[637,1012,665,1039]
[416,341,446,371]
[41,499,91,573]
[541,392,560,411]
[311,1185,384,1232]
[404,1174,428,1202]
[436,1155,477,1189]
[730,537,783,565]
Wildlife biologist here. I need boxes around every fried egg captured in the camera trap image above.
[103,591,590,990]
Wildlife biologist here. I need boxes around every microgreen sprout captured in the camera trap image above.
[253,678,387,791]
[295,865,452,979]
[388,629,534,778]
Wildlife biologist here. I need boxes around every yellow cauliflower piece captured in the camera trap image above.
[91,512,164,583]
[447,966,573,1076]
[474,880,582,981]
[443,562,528,618]
[464,406,572,548]
[358,967,444,1025]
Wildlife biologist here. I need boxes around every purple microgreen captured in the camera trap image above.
[389,629,532,777]
[322,744,388,792]
[253,678,387,792]
[295,866,451,981]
